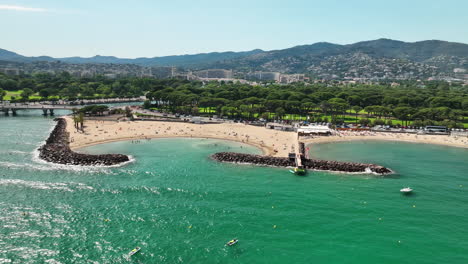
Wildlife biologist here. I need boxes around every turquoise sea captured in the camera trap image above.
[1,111,467,263]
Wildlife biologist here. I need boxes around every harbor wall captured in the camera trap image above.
[39,118,130,166]
[211,152,391,174]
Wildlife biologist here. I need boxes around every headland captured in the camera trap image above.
[38,118,130,166]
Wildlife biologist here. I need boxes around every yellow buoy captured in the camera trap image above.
[378,218,382,221]
[188,225,192,229]
[273,225,277,229]
[413,205,416,208]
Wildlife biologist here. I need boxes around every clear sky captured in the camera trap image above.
[1,0,467,58]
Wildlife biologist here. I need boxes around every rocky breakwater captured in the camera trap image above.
[302,159,391,174]
[212,152,391,175]
[39,118,130,166]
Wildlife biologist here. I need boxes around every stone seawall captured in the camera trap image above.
[39,118,130,166]
[211,152,392,175]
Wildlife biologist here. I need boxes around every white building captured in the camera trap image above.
[297,125,332,136]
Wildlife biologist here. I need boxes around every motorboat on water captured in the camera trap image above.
[400,187,413,194]
[226,239,238,246]
[289,167,307,175]
[129,247,141,256]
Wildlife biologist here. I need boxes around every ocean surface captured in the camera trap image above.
[0,111,467,263]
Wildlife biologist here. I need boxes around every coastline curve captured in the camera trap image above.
[38,118,130,166]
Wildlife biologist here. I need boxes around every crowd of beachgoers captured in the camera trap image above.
[301,130,468,148]
[66,117,468,157]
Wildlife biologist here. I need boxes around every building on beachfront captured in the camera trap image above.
[424,126,448,135]
[266,123,294,131]
[191,116,203,124]
[297,125,332,136]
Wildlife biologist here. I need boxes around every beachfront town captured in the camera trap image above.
[1,60,468,85]
[2,2,468,262]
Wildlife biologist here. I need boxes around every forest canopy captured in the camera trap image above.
[1,72,467,128]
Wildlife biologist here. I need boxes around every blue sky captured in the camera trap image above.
[1,0,467,58]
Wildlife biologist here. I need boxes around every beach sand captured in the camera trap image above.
[65,117,298,157]
[301,131,468,149]
[65,117,468,156]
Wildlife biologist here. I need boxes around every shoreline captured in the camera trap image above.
[65,117,297,157]
[301,134,468,150]
[65,117,467,156]
[38,118,130,166]
[72,135,271,155]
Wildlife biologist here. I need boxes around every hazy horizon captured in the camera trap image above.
[3,38,468,59]
[1,0,468,58]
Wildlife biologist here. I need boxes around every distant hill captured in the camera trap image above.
[0,49,56,63]
[1,39,468,79]
[207,39,468,75]
[0,48,264,67]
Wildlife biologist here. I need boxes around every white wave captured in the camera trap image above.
[31,147,135,173]
[0,150,30,155]
[218,161,394,176]
[0,160,106,173]
[4,119,134,172]
[9,230,44,239]
[0,179,94,192]
[6,247,59,259]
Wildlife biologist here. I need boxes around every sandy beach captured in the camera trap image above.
[65,117,468,156]
[65,117,298,157]
[301,130,468,149]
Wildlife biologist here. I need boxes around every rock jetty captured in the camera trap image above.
[39,118,129,166]
[212,152,391,175]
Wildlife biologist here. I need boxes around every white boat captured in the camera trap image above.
[226,239,238,246]
[129,247,141,256]
[400,187,413,193]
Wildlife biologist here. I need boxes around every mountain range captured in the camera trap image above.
[1,39,468,79]
[0,48,264,67]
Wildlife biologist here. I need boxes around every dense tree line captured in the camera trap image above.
[144,79,468,128]
[0,72,148,101]
[1,72,467,127]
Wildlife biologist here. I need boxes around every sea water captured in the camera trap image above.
[0,111,467,263]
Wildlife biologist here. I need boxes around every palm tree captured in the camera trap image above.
[352,106,362,124]
[71,108,79,130]
[78,112,84,131]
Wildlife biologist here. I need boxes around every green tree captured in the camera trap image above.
[143,100,151,109]
[39,89,50,99]
[0,79,18,90]
[0,88,6,101]
[125,106,132,118]
[78,112,84,131]
[21,88,34,100]
[352,106,363,124]
[275,107,286,120]
[393,106,415,126]
[359,118,371,126]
